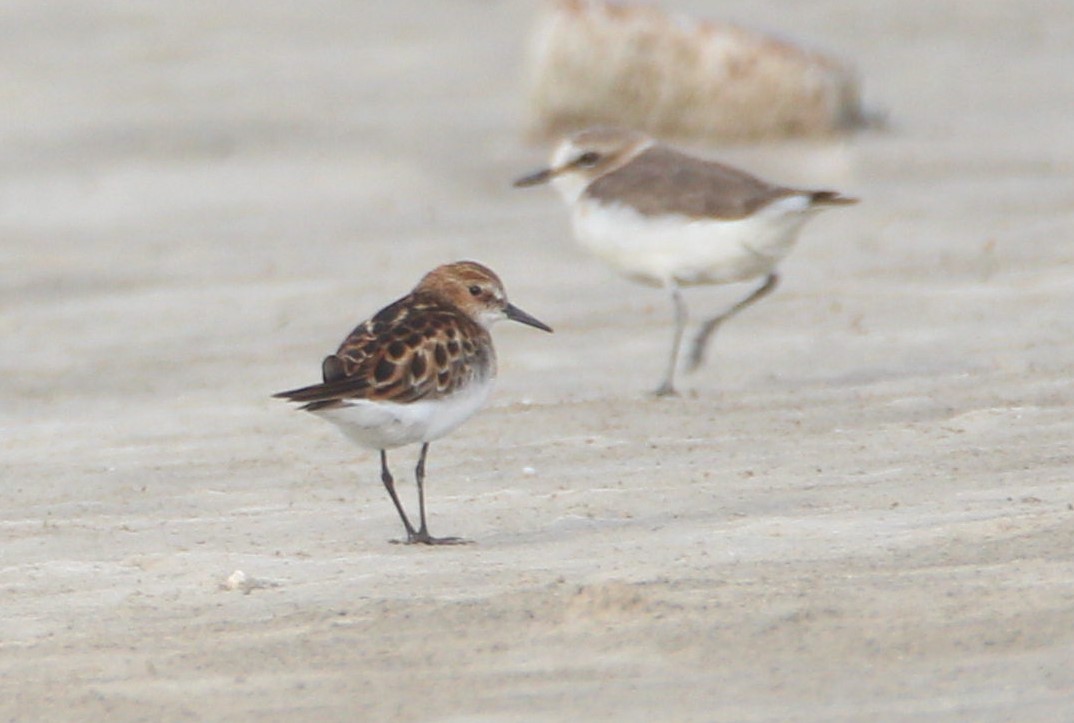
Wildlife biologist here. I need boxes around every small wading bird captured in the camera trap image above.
[515,126,857,396]
[275,261,552,545]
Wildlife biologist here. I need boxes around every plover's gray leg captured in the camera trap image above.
[686,273,779,373]
[655,284,688,397]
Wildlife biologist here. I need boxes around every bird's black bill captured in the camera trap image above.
[512,167,553,187]
[505,303,553,332]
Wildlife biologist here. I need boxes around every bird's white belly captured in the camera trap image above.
[571,196,816,287]
[312,380,493,450]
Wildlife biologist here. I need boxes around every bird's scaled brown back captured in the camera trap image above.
[274,292,494,410]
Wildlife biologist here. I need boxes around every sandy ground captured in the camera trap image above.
[3,1,1074,720]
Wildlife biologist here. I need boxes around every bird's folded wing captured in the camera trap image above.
[274,295,492,410]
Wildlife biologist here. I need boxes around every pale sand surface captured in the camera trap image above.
[3,1,1074,720]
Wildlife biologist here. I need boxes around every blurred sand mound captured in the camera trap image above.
[524,0,867,143]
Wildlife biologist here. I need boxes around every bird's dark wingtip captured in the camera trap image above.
[273,384,322,403]
[812,191,859,206]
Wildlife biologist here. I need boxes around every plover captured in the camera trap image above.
[515,126,856,396]
[275,261,552,545]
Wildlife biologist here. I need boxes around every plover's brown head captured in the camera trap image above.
[514,126,654,203]
[416,261,552,332]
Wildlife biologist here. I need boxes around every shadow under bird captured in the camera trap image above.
[274,261,552,545]
[515,126,857,396]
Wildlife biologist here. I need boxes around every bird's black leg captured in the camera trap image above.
[380,450,418,542]
[686,273,780,373]
[407,443,470,546]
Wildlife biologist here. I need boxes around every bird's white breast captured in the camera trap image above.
[312,378,494,451]
[569,194,819,287]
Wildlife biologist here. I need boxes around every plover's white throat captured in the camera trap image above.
[515,126,857,396]
[275,261,552,545]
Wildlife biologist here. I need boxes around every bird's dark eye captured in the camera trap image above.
[468,284,482,297]
[576,151,601,167]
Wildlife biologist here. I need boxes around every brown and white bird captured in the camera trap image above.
[515,126,856,396]
[275,261,552,545]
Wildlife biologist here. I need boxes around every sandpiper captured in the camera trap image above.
[515,126,856,396]
[275,261,552,545]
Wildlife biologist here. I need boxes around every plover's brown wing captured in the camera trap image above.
[273,294,493,411]
[586,145,836,220]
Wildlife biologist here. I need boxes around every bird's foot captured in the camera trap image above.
[392,531,472,546]
[652,382,679,398]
